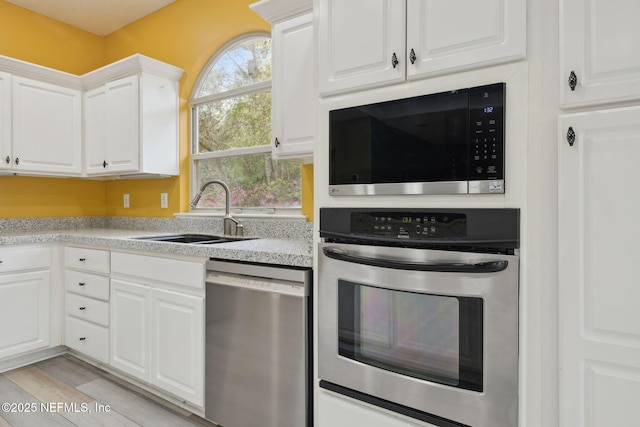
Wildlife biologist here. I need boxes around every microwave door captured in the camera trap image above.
[329,90,470,196]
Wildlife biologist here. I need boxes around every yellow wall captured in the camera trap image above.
[0,1,105,74]
[0,1,107,218]
[102,0,270,217]
[0,0,313,220]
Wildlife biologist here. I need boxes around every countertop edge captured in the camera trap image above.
[0,230,313,268]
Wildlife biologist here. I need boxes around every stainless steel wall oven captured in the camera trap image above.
[318,208,519,427]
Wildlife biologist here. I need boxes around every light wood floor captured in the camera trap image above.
[0,355,217,427]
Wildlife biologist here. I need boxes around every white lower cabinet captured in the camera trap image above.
[110,252,205,407]
[65,316,109,364]
[151,288,203,406]
[110,279,151,380]
[0,270,51,359]
[0,246,53,360]
[64,246,111,364]
[318,390,429,427]
[559,106,640,426]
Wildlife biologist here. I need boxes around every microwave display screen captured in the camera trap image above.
[328,83,505,195]
[338,280,484,392]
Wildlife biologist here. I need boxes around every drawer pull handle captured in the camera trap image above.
[79,337,86,341]
[79,307,86,311]
[78,282,86,286]
[79,258,86,262]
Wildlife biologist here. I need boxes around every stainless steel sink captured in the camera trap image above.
[133,234,252,244]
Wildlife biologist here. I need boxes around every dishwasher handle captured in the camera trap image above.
[206,271,307,297]
[322,247,508,273]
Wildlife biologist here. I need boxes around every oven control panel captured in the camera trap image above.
[351,212,467,240]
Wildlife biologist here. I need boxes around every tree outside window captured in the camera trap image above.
[191,35,301,210]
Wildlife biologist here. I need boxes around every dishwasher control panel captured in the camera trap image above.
[207,272,306,297]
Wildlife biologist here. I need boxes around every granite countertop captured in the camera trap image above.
[0,228,313,268]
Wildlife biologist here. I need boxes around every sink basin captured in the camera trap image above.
[133,234,250,244]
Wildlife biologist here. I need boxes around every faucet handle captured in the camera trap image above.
[235,222,244,237]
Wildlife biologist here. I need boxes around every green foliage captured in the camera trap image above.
[193,37,301,209]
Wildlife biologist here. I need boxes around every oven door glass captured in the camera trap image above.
[338,280,483,392]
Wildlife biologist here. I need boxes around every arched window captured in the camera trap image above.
[190,34,301,211]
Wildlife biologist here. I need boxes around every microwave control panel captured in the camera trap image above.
[468,83,505,182]
[351,212,467,240]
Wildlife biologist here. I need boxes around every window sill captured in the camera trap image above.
[175,211,308,221]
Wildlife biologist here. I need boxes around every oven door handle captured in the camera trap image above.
[322,247,509,273]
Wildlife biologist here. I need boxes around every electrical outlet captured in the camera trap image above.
[123,194,130,208]
[161,193,168,209]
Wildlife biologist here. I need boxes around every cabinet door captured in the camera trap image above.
[406,0,526,80]
[110,279,150,382]
[318,0,405,95]
[559,107,640,427]
[12,76,82,175]
[105,76,140,173]
[0,271,50,359]
[318,390,426,427]
[561,0,640,107]
[84,86,108,175]
[0,71,10,172]
[151,289,204,407]
[272,13,315,162]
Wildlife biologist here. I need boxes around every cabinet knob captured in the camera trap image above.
[103,160,108,168]
[568,71,578,91]
[79,258,86,262]
[79,337,86,341]
[391,53,399,69]
[78,282,86,286]
[4,156,9,164]
[14,157,19,165]
[567,127,576,147]
[79,307,86,311]
[409,49,417,65]
[274,137,280,148]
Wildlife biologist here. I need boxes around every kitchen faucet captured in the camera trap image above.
[190,179,243,237]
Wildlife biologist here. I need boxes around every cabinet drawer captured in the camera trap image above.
[0,246,51,273]
[111,252,204,290]
[65,270,109,300]
[65,293,109,326]
[65,247,110,274]
[65,316,109,364]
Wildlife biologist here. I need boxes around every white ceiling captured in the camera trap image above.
[6,0,176,36]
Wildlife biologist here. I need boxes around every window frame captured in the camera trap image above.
[189,32,302,216]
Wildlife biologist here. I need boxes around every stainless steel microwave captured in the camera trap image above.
[329,83,506,196]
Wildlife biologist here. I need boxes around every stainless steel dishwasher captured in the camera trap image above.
[204,259,312,427]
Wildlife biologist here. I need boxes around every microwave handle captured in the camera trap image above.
[322,247,508,273]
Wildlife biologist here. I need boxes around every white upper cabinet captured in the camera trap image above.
[84,85,107,174]
[0,54,182,178]
[10,76,82,175]
[272,12,315,162]
[318,0,526,96]
[85,76,141,175]
[83,56,183,177]
[0,71,10,171]
[406,0,526,79]
[561,0,640,108]
[318,0,405,95]
[251,0,315,162]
